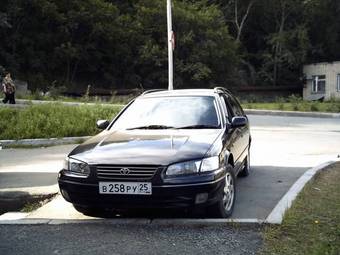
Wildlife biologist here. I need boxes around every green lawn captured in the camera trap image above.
[1,98,340,140]
[242,101,340,113]
[0,104,123,140]
[261,163,340,255]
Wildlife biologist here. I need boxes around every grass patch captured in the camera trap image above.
[0,104,123,140]
[242,101,340,113]
[261,163,340,255]
[20,195,55,213]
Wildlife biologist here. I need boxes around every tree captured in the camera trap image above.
[0,12,11,28]
[231,0,256,43]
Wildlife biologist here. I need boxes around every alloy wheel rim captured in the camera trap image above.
[223,172,234,211]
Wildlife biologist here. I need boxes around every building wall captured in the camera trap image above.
[303,61,340,100]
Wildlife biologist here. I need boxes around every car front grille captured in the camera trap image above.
[96,165,159,181]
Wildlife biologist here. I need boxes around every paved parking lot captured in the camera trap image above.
[1,115,340,220]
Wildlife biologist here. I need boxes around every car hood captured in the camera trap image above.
[69,129,222,165]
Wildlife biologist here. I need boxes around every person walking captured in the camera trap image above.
[2,72,16,104]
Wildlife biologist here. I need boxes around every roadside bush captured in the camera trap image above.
[287,95,302,111]
[310,102,320,112]
[325,102,340,112]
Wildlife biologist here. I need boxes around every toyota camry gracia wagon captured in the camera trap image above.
[58,88,251,218]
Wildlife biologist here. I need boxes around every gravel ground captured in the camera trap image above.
[0,224,262,255]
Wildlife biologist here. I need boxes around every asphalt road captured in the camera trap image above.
[1,115,340,220]
[0,224,262,255]
[1,114,340,255]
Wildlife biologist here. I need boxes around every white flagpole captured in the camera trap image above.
[167,0,174,90]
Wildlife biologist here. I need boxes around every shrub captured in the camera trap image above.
[310,102,319,112]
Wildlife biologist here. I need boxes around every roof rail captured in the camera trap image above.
[141,89,167,95]
[214,87,232,94]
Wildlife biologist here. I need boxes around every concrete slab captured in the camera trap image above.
[26,195,93,220]
[0,144,77,174]
[0,212,29,221]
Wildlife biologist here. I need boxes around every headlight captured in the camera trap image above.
[166,156,219,176]
[63,157,90,176]
[200,156,219,172]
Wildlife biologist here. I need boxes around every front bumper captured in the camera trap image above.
[58,170,225,209]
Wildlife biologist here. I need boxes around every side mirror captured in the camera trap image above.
[231,116,248,128]
[96,120,110,130]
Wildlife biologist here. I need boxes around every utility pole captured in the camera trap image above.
[167,0,174,90]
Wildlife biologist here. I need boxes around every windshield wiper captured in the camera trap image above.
[127,125,175,130]
[176,125,219,129]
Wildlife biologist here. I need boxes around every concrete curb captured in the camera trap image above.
[16,99,125,108]
[0,136,91,147]
[0,185,59,197]
[0,185,59,213]
[244,109,340,118]
[265,160,338,224]
[0,217,264,226]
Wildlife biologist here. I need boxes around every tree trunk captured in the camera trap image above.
[234,0,255,43]
[273,0,286,86]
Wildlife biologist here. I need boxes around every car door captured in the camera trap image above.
[219,94,243,167]
[227,95,250,166]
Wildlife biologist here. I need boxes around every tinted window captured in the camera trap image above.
[220,95,232,122]
[112,96,220,129]
[228,96,244,116]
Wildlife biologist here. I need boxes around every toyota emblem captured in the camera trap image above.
[120,168,131,175]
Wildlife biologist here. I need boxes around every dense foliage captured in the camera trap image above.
[0,0,339,91]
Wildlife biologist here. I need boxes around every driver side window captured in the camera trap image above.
[229,96,244,117]
[220,95,233,123]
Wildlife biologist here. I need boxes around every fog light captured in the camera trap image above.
[61,189,71,201]
[195,193,208,204]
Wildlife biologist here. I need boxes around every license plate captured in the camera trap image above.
[99,182,152,195]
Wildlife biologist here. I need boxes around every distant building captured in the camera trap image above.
[303,61,340,101]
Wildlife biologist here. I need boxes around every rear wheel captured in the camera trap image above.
[207,165,236,218]
[238,147,250,177]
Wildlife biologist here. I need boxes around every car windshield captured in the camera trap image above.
[112,96,220,130]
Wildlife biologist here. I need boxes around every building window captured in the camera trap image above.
[337,74,340,92]
[312,75,326,93]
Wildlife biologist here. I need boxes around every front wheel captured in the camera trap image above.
[207,165,236,218]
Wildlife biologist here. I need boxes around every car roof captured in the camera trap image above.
[140,89,222,98]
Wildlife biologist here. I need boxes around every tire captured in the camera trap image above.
[73,204,98,216]
[207,164,236,218]
[238,147,250,177]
